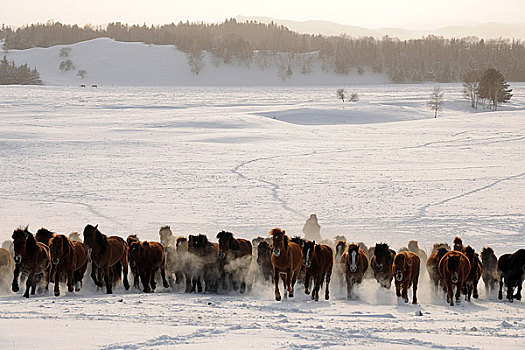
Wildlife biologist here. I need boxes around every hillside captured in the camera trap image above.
[4,38,388,86]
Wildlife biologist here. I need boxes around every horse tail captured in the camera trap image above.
[112,261,123,284]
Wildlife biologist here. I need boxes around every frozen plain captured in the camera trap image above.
[0,84,524,349]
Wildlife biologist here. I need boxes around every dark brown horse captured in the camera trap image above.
[217,231,253,293]
[463,246,482,301]
[480,247,498,296]
[302,241,333,301]
[129,239,169,293]
[49,234,89,296]
[83,224,130,294]
[392,251,420,304]
[11,227,51,298]
[35,228,57,282]
[426,247,449,293]
[453,237,464,252]
[334,240,347,287]
[498,249,525,302]
[439,250,470,306]
[270,228,303,301]
[256,241,273,282]
[370,243,396,289]
[342,243,368,299]
[187,234,220,293]
[126,234,141,289]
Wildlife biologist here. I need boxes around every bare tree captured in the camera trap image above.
[59,47,71,58]
[348,93,359,102]
[76,69,87,79]
[462,70,481,109]
[336,88,346,102]
[187,48,204,75]
[427,86,444,118]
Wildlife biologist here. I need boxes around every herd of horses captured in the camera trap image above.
[0,225,523,307]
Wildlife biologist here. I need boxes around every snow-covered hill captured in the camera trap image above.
[3,38,389,86]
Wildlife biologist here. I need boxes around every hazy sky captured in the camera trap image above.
[2,0,525,29]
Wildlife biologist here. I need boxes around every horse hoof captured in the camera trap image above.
[54,292,60,297]
[288,292,294,298]
[12,286,19,293]
[163,282,169,288]
[275,295,281,301]
[325,294,330,300]
[305,289,310,295]
[314,296,319,302]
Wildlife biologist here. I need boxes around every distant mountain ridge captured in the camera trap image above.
[236,16,525,40]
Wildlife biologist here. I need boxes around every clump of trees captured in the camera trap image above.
[2,20,525,83]
[427,86,444,118]
[0,56,42,85]
[336,89,359,103]
[462,68,512,111]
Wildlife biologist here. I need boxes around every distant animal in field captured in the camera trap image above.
[68,232,82,242]
[187,234,220,293]
[302,241,333,301]
[0,248,14,287]
[342,243,368,299]
[480,247,499,295]
[80,84,86,88]
[83,224,130,294]
[439,250,470,306]
[370,243,396,289]
[128,239,169,293]
[426,247,449,293]
[126,234,141,289]
[217,231,252,293]
[498,249,525,302]
[159,225,175,248]
[49,234,89,296]
[432,243,451,254]
[256,241,273,282]
[393,251,420,304]
[270,228,303,301]
[453,237,464,252]
[334,240,347,287]
[463,246,482,301]
[11,226,51,298]
[91,84,98,88]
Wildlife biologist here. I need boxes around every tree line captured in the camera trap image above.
[0,56,42,85]
[2,20,525,82]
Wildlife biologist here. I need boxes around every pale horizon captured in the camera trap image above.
[2,0,525,30]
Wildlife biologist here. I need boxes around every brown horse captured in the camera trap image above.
[426,247,449,293]
[480,247,498,296]
[302,241,333,301]
[35,228,57,282]
[270,228,303,301]
[439,250,470,306]
[463,246,482,301]
[370,243,396,289]
[217,231,253,293]
[49,234,89,296]
[453,237,464,252]
[126,234,141,289]
[187,234,221,293]
[256,241,273,282]
[334,240,347,287]
[393,251,420,304]
[342,243,368,299]
[11,227,51,298]
[83,224,130,294]
[129,239,169,293]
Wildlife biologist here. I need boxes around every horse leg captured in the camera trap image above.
[473,279,479,299]
[121,256,130,291]
[325,270,331,300]
[54,268,61,297]
[24,273,33,298]
[160,266,169,288]
[346,273,352,299]
[446,281,453,306]
[67,270,74,293]
[274,269,281,301]
[395,281,401,298]
[150,269,157,291]
[304,271,311,295]
[514,284,522,300]
[196,274,203,293]
[313,275,322,302]
[402,281,409,303]
[455,283,462,304]
[412,276,419,304]
[12,264,20,292]
[132,268,140,289]
[103,266,113,294]
[498,276,504,300]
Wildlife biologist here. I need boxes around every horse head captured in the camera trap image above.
[128,241,141,268]
[303,240,317,268]
[347,243,360,272]
[257,241,270,265]
[35,227,55,245]
[335,240,346,260]
[12,226,30,264]
[49,235,71,265]
[159,225,173,246]
[216,231,238,258]
[269,228,287,258]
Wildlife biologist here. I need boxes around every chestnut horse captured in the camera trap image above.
[49,234,89,296]
[217,231,253,293]
[83,224,130,294]
[11,227,51,298]
[439,250,470,306]
[426,247,449,293]
[480,247,498,296]
[392,251,420,304]
[256,241,273,282]
[128,239,169,293]
[498,249,525,302]
[270,228,303,301]
[370,243,396,289]
[342,243,369,299]
[463,246,482,301]
[302,241,333,301]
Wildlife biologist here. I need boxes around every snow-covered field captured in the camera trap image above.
[0,84,524,349]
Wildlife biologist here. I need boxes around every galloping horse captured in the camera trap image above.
[270,228,303,301]
[480,247,498,296]
[217,231,253,293]
[49,234,89,296]
[302,240,333,301]
[342,243,368,299]
[463,246,482,301]
[11,227,51,298]
[83,224,130,294]
[498,249,525,302]
[439,250,470,306]
[426,247,449,293]
[128,239,169,293]
[392,251,420,304]
[370,243,396,289]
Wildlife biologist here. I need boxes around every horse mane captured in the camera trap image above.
[464,246,475,259]
[290,236,304,247]
[25,231,39,254]
[284,235,289,250]
[95,228,108,254]
[216,230,233,241]
[269,227,284,236]
[12,226,29,240]
[160,225,171,230]
[374,243,390,255]
[453,236,463,245]
[436,247,448,262]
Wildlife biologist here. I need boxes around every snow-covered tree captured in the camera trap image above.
[427,86,444,118]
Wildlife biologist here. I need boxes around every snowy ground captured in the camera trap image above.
[0,84,524,349]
